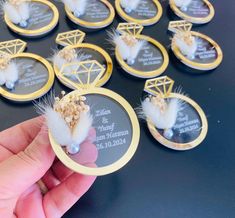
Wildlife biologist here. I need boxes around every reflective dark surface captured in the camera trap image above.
[0,1,235,217]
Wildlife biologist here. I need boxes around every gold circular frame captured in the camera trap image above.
[49,88,140,176]
[169,0,215,24]
[116,35,169,78]
[172,31,223,71]
[4,0,59,37]
[0,53,54,102]
[147,93,208,151]
[115,0,163,26]
[54,43,113,89]
[65,0,115,29]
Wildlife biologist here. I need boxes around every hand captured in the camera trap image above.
[0,117,98,218]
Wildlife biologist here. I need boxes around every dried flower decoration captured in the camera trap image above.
[36,91,93,154]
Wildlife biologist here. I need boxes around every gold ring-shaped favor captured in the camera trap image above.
[147,93,208,151]
[172,31,223,70]
[115,0,163,26]
[4,0,59,37]
[116,35,169,78]
[54,43,113,88]
[65,0,115,29]
[49,88,140,176]
[169,0,215,24]
[0,53,54,102]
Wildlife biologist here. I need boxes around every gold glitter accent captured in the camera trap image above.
[58,47,77,62]
[173,31,195,46]
[0,53,11,70]
[148,95,167,114]
[121,33,138,47]
[54,92,90,130]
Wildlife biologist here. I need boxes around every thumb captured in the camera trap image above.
[0,127,55,198]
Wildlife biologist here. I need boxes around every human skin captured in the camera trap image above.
[0,117,98,218]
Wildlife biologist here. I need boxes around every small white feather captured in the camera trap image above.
[62,0,87,16]
[130,40,146,61]
[18,1,30,21]
[113,34,130,61]
[141,98,182,129]
[72,111,93,145]
[4,62,19,84]
[35,93,93,154]
[174,34,198,59]
[120,0,141,12]
[45,107,73,146]
[3,2,22,24]
[0,70,6,85]
[111,32,145,65]
[173,0,192,10]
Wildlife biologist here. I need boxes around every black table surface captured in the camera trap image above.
[1,1,235,218]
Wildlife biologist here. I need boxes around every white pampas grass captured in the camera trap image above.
[3,0,30,27]
[140,96,183,139]
[120,0,141,13]
[109,31,146,65]
[173,0,192,11]
[35,93,93,154]
[0,61,19,89]
[62,0,87,17]
[173,33,198,59]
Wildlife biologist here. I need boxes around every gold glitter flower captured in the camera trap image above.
[58,48,77,63]
[121,33,138,47]
[149,95,167,114]
[0,53,11,70]
[54,92,90,130]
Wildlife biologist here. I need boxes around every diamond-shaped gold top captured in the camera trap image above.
[144,76,175,97]
[60,60,105,89]
[56,30,86,47]
[168,20,192,33]
[0,39,26,56]
[117,23,143,36]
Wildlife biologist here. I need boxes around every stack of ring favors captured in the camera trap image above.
[169,0,215,24]
[168,20,223,71]
[115,0,163,26]
[52,29,113,88]
[139,76,208,150]
[2,0,59,37]
[36,60,140,176]
[61,0,115,29]
[110,22,169,78]
[0,39,54,102]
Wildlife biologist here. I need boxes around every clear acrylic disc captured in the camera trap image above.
[116,35,169,78]
[172,32,223,70]
[49,88,140,176]
[0,53,54,102]
[54,44,113,89]
[115,0,163,26]
[4,0,59,37]
[170,0,214,24]
[65,0,115,29]
[147,93,208,150]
